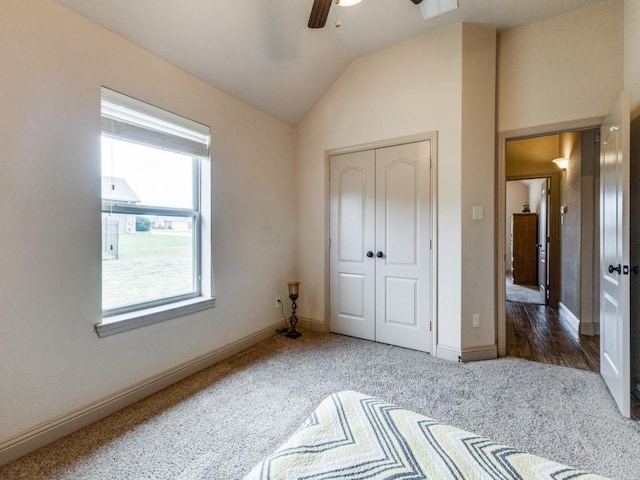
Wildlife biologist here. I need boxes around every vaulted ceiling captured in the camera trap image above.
[54,0,606,126]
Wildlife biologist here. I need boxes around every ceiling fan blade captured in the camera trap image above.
[308,0,333,28]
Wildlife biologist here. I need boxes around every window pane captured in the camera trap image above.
[102,214,196,311]
[102,137,193,209]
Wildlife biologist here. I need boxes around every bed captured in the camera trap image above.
[243,390,607,479]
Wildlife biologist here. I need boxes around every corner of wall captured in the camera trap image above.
[460,23,498,352]
[299,317,328,333]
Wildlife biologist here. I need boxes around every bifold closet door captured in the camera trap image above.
[374,142,431,352]
[329,141,432,352]
[329,149,376,340]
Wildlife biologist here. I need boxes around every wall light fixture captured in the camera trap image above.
[552,157,569,171]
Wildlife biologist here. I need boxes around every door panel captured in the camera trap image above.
[330,150,376,340]
[385,161,418,266]
[337,273,366,317]
[600,91,630,417]
[338,168,367,262]
[375,141,431,352]
[385,277,418,326]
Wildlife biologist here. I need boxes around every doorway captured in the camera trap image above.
[500,128,601,371]
[506,177,550,307]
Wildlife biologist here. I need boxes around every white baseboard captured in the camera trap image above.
[461,345,498,362]
[0,321,282,467]
[558,302,580,333]
[580,321,599,336]
[437,344,498,363]
[298,316,327,332]
[436,344,462,362]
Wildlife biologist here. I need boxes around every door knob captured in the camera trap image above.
[608,264,621,274]
[366,251,374,258]
[376,251,384,258]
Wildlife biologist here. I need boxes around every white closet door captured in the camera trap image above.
[374,141,431,352]
[329,150,376,340]
[329,141,432,352]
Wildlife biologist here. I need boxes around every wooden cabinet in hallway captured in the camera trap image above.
[512,213,538,285]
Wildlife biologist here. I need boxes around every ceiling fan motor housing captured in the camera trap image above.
[309,0,424,29]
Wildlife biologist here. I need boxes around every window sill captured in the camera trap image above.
[95,296,216,337]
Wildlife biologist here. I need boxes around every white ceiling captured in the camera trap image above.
[54,0,606,126]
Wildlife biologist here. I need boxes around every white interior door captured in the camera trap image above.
[375,142,432,351]
[329,150,376,340]
[329,141,432,352]
[600,91,630,417]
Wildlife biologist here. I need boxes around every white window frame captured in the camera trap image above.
[96,87,215,337]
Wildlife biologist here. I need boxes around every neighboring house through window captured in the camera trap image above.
[96,87,214,337]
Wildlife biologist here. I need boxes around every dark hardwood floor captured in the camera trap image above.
[505,301,599,372]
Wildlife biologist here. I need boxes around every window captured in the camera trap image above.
[96,88,214,337]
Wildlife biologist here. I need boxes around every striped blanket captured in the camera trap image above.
[244,391,607,480]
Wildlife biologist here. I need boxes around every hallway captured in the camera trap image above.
[505,301,598,371]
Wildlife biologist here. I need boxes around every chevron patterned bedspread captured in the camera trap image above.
[244,390,607,480]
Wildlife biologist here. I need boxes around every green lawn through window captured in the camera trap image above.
[102,232,194,311]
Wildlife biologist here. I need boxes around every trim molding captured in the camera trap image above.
[580,321,599,336]
[437,344,498,362]
[436,344,462,362]
[96,297,216,337]
[0,322,281,467]
[461,345,498,362]
[558,302,580,333]
[298,316,327,333]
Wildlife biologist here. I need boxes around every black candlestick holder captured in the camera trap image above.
[284,282,302,339]
[285,294,301,339]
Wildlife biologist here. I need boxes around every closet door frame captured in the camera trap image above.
[324,132,438,355]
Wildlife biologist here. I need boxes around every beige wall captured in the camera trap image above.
[498,0,624,132]
[0,0,296,444]
[460,25,498,352]
[296,24,497,360]
[558,132,582,318]
[625,0,640,118]
[506,135,560,179]
[579,128,599,334]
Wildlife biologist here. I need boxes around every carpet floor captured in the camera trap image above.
[506,274,545,304]
[2,331,639,479]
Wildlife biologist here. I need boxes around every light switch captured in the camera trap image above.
[472,206,484,221]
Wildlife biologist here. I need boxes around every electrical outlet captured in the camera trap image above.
[275,297,281,309]
[472,313,480,328]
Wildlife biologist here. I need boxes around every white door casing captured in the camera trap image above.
[600,91,630,417]
[329,141,432,352]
